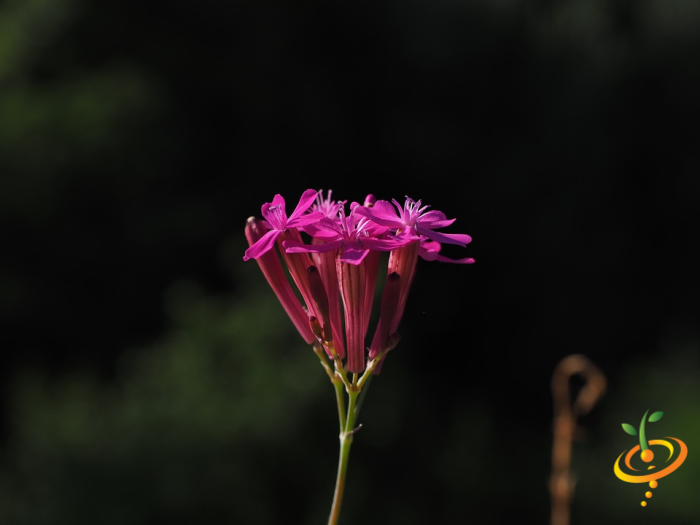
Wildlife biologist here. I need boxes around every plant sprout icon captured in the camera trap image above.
[621,409,664,463]
[614,409,688,507]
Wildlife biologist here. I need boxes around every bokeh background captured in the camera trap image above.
[1,0,699,523]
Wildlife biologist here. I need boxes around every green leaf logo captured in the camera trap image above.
[622,423,637,436]
[648,411,664,423]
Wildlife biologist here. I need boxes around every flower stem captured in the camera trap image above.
[327,387,361,525]
[334,379,346,433]
[328,431,354,525]
[321,351,384,525]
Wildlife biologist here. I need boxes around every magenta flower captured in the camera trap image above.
[243,190,474,369]
[242,188,476,525]
[243,189,324,261]
[354,196,472,247]
[286,203,398,370]
[285,204,404,265]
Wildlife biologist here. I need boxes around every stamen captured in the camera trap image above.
[356,217,372,238]
[314,190,346,220]
[268,205,285,226]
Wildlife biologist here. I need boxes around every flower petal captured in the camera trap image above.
[355,200,403,228]
[287,189,320,223]
[420,248,474,264]
[417,226,472,247]
[291,210,328,230]
[302,222,340,240]
[270,194,286,209]
[262,199,287,229]
[419,210,455,228]
[284,239,342,254]
[419,240,475,263]
[421,218,456,228]
[243,229,281,260]
[419,210,448,222]
[362,237,408,251]
[338,246,370,265]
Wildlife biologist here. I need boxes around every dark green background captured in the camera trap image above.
[1,0,699,523]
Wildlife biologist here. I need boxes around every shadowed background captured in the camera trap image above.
[1,0,699,523]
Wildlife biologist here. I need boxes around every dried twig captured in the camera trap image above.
[550,354,606,525]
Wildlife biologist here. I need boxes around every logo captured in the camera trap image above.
[613,409,688,507]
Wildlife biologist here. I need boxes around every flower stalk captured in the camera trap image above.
[328,388,360,525]
[243,189,474,525]
[325,349,387,525]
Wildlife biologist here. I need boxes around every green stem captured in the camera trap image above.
[323,352,383,525]
[345,385,360,432]
[327,388,360,525]
[639,409,650,451]
[334,378,346,433]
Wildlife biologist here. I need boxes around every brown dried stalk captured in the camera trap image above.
[550,354,606,525]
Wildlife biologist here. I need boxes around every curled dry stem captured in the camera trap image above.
[550,354,606,525]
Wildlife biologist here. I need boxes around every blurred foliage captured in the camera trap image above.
[0,261,332,524]
[0,0,79,82]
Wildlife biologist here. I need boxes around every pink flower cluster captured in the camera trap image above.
[244,189,474,373]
